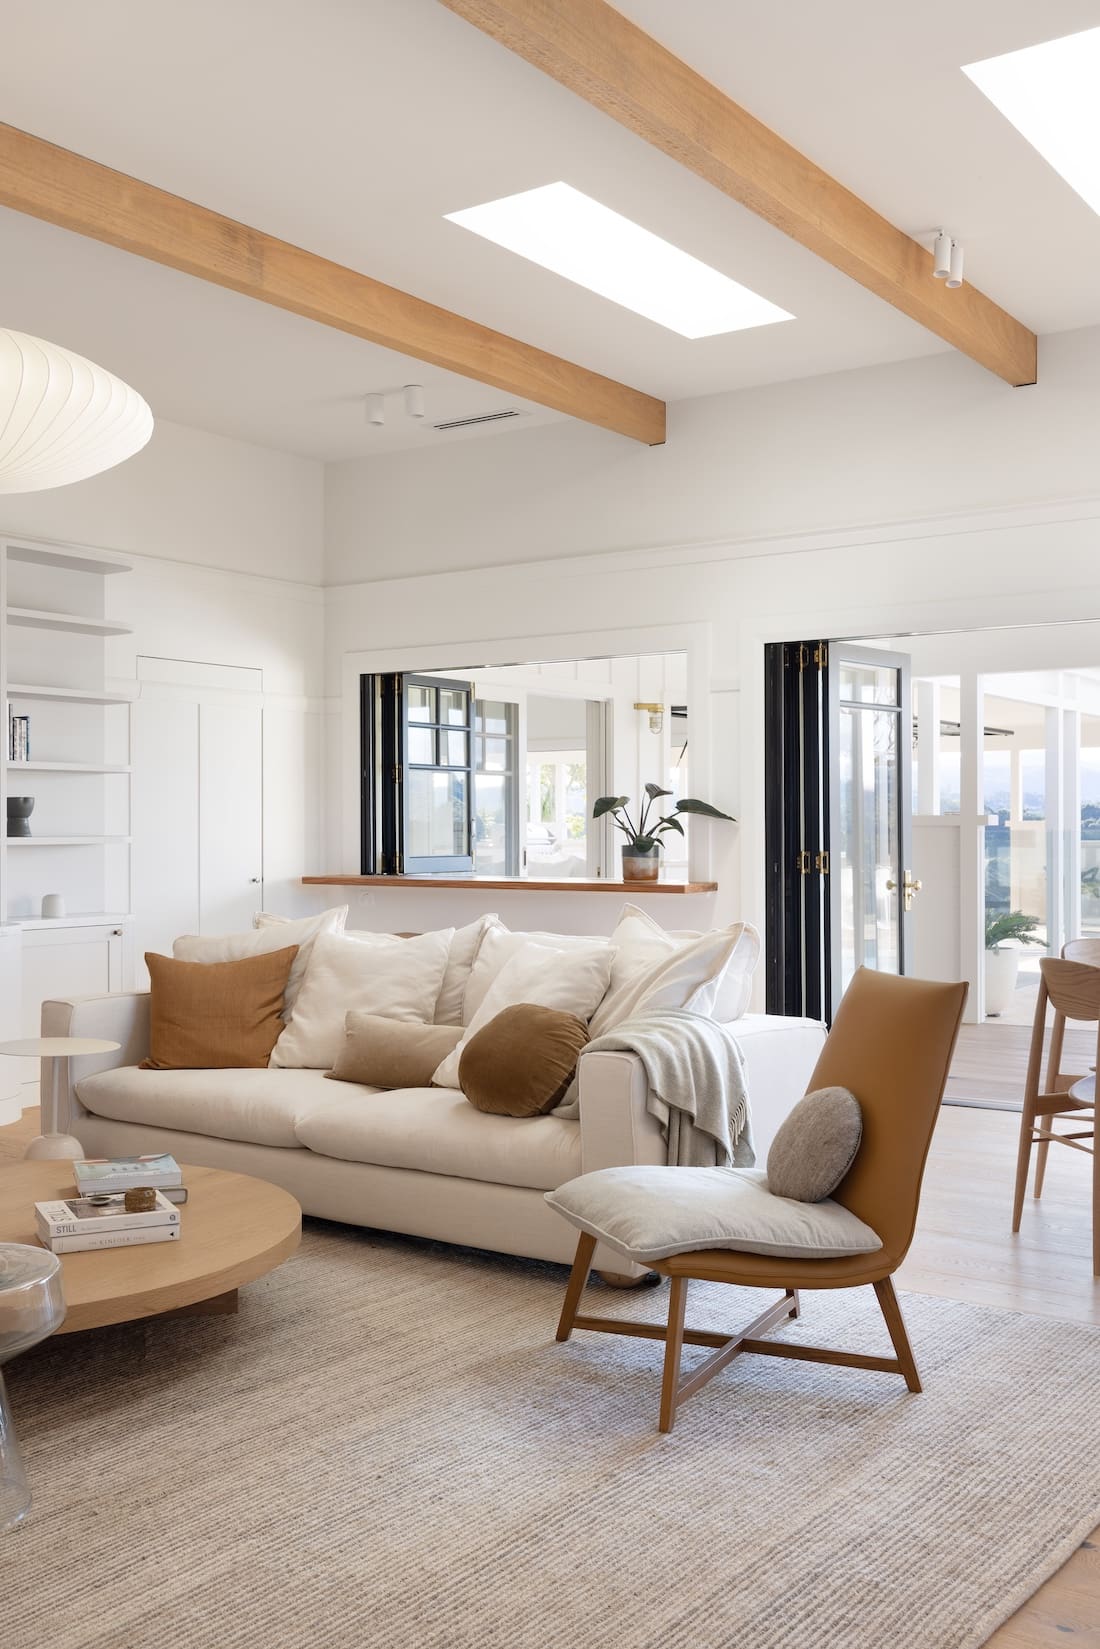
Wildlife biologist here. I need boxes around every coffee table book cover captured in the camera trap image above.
[74,1156,183,1192]
[36,1193,180,1239]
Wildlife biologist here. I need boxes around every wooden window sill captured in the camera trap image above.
[301,875,717,895]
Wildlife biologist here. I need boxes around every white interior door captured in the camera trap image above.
[132,691,200,968]
[199,700,263,932]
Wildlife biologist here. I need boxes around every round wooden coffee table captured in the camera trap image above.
[0,1163,301,1332]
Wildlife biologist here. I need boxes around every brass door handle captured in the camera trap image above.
[886,872,922,912]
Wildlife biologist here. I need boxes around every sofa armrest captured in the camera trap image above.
[577,1049,666,1175]
[41,994,151,1128]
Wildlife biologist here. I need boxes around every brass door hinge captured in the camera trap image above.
[796,849,812,875]
[814,643,828,668]
[797,643,810,671]
[816,850,830,874]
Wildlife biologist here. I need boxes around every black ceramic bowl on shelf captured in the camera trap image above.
[6,797,34,838]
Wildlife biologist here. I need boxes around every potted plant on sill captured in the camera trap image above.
[984,910,1043,1017]
[593,784,735,883]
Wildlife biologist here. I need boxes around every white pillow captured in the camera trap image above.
[602,905,760,1024]
[545,1165,882,1265]
[461,921,612,1024]
[586,919,757,1039]
[175,906,348,1017]
[343,914,497,1027]
[433,939,615,1089]
[270,928,454,1068]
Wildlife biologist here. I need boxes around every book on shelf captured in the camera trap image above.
[8,710,29,762]
[35,1192,180,1241]
[40,1224,182,1255]
[73,1154,183,1193]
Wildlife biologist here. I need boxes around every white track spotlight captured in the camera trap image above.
[404,383,425,420]
[932,231,952,279]
[946,241,965,289]
[365,392,385,426]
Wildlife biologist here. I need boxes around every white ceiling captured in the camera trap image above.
[1,0,1098,460]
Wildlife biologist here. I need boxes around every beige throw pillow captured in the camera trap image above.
[326,1013,463,1090]
[603,904,761,1023]
[461,923,611,1024]
[766,1087,863,1203]
[142,947,298,1070]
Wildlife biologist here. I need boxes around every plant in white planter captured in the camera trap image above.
[593,784,735,882]
[984,910,1043,1018]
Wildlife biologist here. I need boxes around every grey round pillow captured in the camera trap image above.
[766,1086,863,1203]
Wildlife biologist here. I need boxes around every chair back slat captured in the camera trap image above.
[802,969,967,1267]
[1038,957,1100,1022]
[1063,938,1100,967]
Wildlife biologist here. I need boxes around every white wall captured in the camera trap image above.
[325,325,1100,586]
[1,417,324,584]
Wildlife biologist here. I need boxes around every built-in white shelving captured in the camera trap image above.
[8,606,133,638]
[5,541,132,576]
[7,683,136,706]
[7,761,131,774]
[7,836,131,847]
[13,912,130,930]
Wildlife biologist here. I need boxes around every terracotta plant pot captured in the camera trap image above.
[622,843,660,882]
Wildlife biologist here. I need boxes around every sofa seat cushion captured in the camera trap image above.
[295,1089,581,1192]
[76,1065,375,1150]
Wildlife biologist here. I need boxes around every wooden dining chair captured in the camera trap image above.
[1062,937,1100,966]
[1012,957,1100,1273]
[555,969,968,1432]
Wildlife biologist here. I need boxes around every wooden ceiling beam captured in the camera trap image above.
[0,121,665,446]
[439,0,1037,387]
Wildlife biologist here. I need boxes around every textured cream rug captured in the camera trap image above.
[6,1223,1100,1649]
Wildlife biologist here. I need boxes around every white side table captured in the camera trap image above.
[0,1038,121,1161]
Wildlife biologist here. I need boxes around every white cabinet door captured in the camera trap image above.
[132,693,200,968]
[22,924,126,1036]
[199,700,264,932]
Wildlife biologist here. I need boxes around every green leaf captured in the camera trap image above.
[631,836,659,854]
[593,795,630,820]
[674,798,737,822]
[644,782,674,800]
[655,814,685,837]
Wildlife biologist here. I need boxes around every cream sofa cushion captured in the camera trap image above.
[433,940,614,1089]
[271,928,454,1068]
[461,922,611,1024]
[586,920,757,1039]
[295,1087,581,1192]
[175,905,348,1016]
[76,1064,370,1150]
[599,904,761,1025]
[545,1165,882,1264]
[344,914,497,1027]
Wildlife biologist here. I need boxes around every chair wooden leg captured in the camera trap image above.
[658,1276,688,1434]
[873,1276,921,1393]
[1033,1116,1052,1200]
[786,1287,800,1320]
[1012,1106,1035,1233]
[556,1233,597,1342]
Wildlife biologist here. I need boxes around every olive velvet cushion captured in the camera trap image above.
[766,1085,863,1202]
[325,1012,463,1090]
[141,946,299,1069]
[459,1003,589,1117]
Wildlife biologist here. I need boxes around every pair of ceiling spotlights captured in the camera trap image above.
[932,231,965,289]
[366,384,424,426]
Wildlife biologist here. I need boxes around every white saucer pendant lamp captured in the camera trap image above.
[0,329,153,494]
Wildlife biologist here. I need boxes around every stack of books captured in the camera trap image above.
[74,1154,188,1205]
[8,710,29,762]
[35,1190,181,1253]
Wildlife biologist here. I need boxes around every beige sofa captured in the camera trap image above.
[44,991,826,1276]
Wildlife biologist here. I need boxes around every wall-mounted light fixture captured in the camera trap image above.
[635,701,665,734]
[364,385,428,427]
[365,392,386,427]
[928,229,965,289]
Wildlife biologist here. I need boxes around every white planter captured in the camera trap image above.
[984,947,1020,1018]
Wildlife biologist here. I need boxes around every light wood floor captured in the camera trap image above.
[2,1104,1098,1644]
[945,1020,1096,1109]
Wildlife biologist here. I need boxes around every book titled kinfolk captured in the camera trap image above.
[40,1225,182,1255]
[36,1192,180,1242]
[73,1155,183,1194]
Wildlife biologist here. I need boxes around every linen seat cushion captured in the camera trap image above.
[76,1065,374,1150]
[295,1088,581,1192]
[545,1164,882,1265]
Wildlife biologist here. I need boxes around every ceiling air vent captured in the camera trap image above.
[431,408,523,432]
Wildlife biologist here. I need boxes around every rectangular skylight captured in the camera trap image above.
[444,182,792,338]
[963,27,1100,216]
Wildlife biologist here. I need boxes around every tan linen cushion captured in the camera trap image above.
[326,1013,463,1090]
[545,1165,882,1265]
[459,1003,590,1117]
[141,946,298,1070]
[766,1086,863,1202]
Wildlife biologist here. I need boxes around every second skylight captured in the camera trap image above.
[445,182,793,339]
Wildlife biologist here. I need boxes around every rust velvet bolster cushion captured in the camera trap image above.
[459,1003,590,1117]
[325,1012,464,1089]
[141,946,299,1070]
